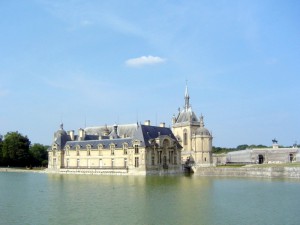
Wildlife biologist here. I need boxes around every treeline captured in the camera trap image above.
[212,144,268,154]
[0,131,48,168]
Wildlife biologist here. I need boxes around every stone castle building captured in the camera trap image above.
[48,122,182,175]
[48,86,213,174]
[172,86,213,169]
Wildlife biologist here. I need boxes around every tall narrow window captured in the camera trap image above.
[98,144,103,156]
[183,129,188,146]
[76,145,80,156]
[135,157,139,167]
[158,151,162,164]
[111,159,114,168]
[123,143,128,155]
[124,158,127,168]
[77,159,80,168]
[134,144,139,154]
[110,144,115,155]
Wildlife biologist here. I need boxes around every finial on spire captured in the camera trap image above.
[200,114,204,127]
[184,81,190,110]
[60,123,64,130]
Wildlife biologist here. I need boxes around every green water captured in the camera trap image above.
[0,172,299,225]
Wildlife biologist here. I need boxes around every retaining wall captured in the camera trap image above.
[195,167,300,178]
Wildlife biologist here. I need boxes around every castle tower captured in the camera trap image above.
[172,85,213,166]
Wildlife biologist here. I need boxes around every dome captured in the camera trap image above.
[195,127,211,136]
[56,129,67,136]
[55,123,67,136]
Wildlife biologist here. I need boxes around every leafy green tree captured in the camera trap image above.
[236,144,249,150]
[1,131,31,167]
[0,134,3,165]
[29,143,49,167]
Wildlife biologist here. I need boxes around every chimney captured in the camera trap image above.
[144,120,151,126]
[160,122,165,128]
[68,130,75,141]
[78,128,85,141]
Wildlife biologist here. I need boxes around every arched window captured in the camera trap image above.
[183,129,188,146]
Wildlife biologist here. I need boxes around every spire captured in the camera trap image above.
[200,114,204,127]
[184,81,190,110]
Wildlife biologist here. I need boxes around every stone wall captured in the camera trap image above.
[194,167,300,178]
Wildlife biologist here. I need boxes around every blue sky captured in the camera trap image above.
[0,0,299,147]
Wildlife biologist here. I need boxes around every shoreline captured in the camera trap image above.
[0,167,46,173]
[2,166,300,179]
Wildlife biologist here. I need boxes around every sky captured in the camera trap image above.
[0,0,299,147]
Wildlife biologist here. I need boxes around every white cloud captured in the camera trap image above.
[125,55,166,67]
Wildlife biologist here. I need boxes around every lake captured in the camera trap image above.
[0,172,299,225]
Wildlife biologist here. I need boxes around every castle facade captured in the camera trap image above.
[48,86,213,174]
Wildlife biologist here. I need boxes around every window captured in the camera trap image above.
[87,145,91,156]
[76,145,80,156]
[123,143,128,155]
[124,158,127,168]
[135,157,139,167]
[151,149,155,166]
[110,144,115,155]
[158,151,162,164]
[134,144,139,154]
[183,129,188,146]
[98,144,103,156]
[151,156,155,166]
[169,151,174,164]
[77,159,80,168]
[99,159,103,168]
[174,156,177,165]
[111,159,114,168]
[65,146,70,156]
[66,159,69,168]
[53,150,56,157]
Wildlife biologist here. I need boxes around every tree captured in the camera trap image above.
[1,131,31,167]
[236,144,249,150]
[29,143,49,167]
[0,134,3,165]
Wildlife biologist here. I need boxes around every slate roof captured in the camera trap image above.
[175,107,199,124]
[52,123,181,150]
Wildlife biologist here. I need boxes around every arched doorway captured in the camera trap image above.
[258,155,264,164]
[289,154,294,162]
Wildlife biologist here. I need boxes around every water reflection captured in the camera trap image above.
[1,173,300,225]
